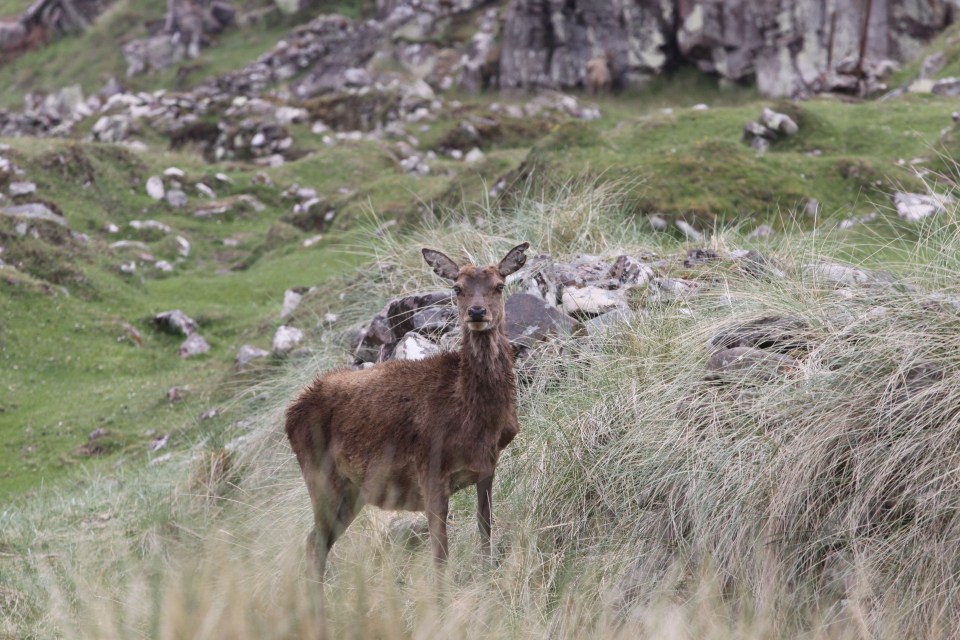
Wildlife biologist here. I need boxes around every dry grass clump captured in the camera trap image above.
[6,185,960,638]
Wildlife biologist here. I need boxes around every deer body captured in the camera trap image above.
[285,243,528,577]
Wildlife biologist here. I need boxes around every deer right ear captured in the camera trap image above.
[422,248,461,282]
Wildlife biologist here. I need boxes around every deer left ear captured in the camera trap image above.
[497,242,529,277]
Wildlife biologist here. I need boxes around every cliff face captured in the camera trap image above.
[498,0,957,96]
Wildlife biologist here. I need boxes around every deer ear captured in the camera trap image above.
[422,248,461,282]
[497,242,529,277]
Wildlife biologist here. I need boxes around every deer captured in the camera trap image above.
[285,242,529,579]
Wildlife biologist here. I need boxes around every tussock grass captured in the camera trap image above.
[5,184,960,638]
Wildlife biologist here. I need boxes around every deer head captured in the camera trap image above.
[422,243,529,332]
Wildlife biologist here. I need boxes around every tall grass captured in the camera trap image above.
[4,185,960,638]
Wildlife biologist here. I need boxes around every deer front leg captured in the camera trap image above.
[477,475,493,562]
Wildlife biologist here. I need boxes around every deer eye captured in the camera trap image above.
[452,285,463,295]
[496,284,506,293]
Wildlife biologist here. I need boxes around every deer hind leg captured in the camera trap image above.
[303,456,362,581]
[476,475,494,563]
[424,482,451,566]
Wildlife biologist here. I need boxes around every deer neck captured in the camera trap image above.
[458,323,515,407]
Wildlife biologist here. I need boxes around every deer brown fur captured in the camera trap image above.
[285,243,529,578]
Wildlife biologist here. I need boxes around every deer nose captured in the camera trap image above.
[467,306,487,321]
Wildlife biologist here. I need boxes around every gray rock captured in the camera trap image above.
[760,108,799,135]
[648,278,700,303]
[747,224,774,238]
[272,325,304,356]
[9,182,37,197]
[894,191,953,222]
[675,220,704,242]
[806,262,871,286]
[561,286,627,317]
[163,167,186,179]
[707,315,811,353]
[235,344,271,369]
[91,115,132,143]
[505,293,575,347]
[583,308,631,337]
[683,248,722,267]
[0,203,67,227]
[178,333,211,358]
[609,255,655,288]
[705,347,799,382]
[153,310,199,336]
[411,307,457,336]
[280,289,303,318]
[932,77,960,96]
[649,214,668,231]
[146,176,165,201]
[392,332,440,361]
[129,219,172,234]
[166,190,188,208]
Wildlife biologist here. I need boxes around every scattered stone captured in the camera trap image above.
[167,386,189,403]
[149,434,169,452]
[392,332,440,361]
[683,248,722,268]
[748,224,774,238]
[609,255,655,288]
[9,182,36,197]
[806,262,871,286]
[196,183,217,199]
[932,77,960,97]
[176,236,191,257]
[303,234,324,248]
[163,167,186,179]
[894,192,953,222]
[705,347,799,382]
[648,278,700,303]
[199,407,221,421]
[166,189,188,208]
[106,223,120,233]
[561,286,627,317]
[708,315,811,353]
[0,203,67,226]
[280,288,303,318]
[153,310,199,336]
[129,219,172,233]
[178,333,211,358]
[272,325,304,356]
[235,344,271,369]
[464,147,485,163]
[146,176,165,200]
[675,220,704,242]
[648,214,668,231]
[155,260,174,272]
[505,293,575,346]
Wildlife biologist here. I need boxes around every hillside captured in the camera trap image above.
[3,0,960,637]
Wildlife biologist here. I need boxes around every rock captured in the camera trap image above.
[91,114,132,143]
[410,307,457,336]
[165,190,188,208]
[505,293,575,347]
[583,308,630,337]
[153,310,199,336]
[178,333,211,358]
[708,315,812,353]
[683,248,722,268]
[176,235,191,257]
[734,250,786,280]
[806,262,871,286]
[464,147,485,164]
[748,224,774,238]
[9,182,36,197]
[894,191,953,222]
[705,347,799,382]
[280,288,303,318]
[609,255,655,287]
[932,77,960,96]
[272,325,304,356]
[196,183,217,199]
[675,220,704,242]
[129,219,172,234]
[648,278,700,303]
[649,214,668,231]
[163,167,186,179]
[392,332,440,361]
[920,52,945,79]
[235,344,271,369]
[760,108,799,135]
[146,176,165,200]
[275,106,308,125]
[0,203,66,226]
[561,286,627,318]
[155,260,174,272]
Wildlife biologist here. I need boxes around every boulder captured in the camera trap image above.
[272,325,304,356]
[561,286,627,318]
[146,176,165,200]
[505,293,575,347]
[165,190,188,208]
[235,344,270,369]
[153,310,199,336]
[705,347,799,382]
[177,333,211,358]
[392,332,440,361]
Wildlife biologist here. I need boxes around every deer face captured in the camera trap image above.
[422,243,530,333]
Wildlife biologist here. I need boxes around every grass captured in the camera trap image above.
[4,182,960,637]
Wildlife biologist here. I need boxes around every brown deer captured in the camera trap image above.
[285,243,529,579]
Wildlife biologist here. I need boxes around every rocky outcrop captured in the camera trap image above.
[497,0,956,97]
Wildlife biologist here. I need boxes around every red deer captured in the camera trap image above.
[285,243,529,578]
